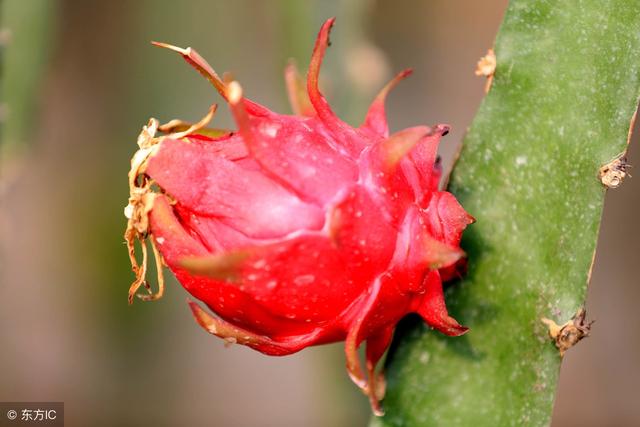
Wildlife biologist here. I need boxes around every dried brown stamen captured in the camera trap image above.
[124,108,217,304]
[599,154,630,188]
[475,48,496,93]
[542,308,593,357]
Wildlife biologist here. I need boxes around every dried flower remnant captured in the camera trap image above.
[124,18,473,415]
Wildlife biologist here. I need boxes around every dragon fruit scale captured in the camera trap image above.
[124,18,473,415]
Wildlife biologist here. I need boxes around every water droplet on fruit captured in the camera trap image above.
[266,280,278,290]
[294,274,315,286]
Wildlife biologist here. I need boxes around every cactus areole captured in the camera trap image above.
[124,18,473,414]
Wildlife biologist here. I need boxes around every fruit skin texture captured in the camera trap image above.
[125,18,473,415]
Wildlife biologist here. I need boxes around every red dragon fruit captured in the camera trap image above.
[124,18,473,415]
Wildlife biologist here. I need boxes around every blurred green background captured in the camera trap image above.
[1,1,638,426]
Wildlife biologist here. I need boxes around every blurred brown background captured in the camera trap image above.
[1,1,637,426]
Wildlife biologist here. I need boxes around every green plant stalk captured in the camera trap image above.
[374,1,640,426]
[1,0,55,157]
